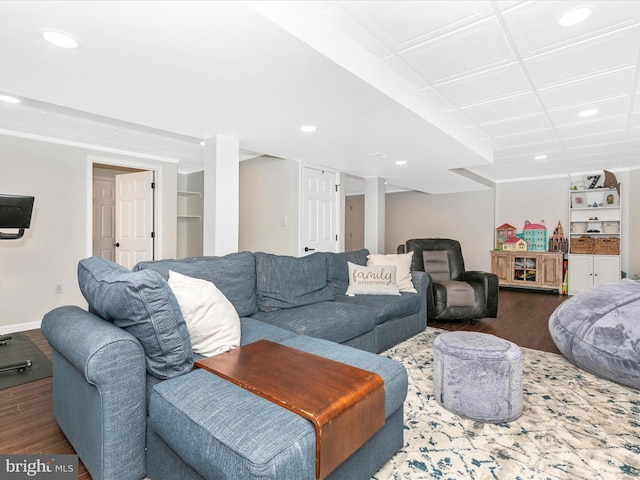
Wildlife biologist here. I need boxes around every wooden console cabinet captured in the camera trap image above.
[491,251,564,293]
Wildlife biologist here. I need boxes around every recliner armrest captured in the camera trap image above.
[461,271,499,318]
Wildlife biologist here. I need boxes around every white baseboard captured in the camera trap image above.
[0,319,42,335]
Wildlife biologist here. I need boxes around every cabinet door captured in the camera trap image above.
[493,253,511,284]
[568,255,593,295]
[539,255,562,289]
[594,255,620,286]
[513,256,538,285]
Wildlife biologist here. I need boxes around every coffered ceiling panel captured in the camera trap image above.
[461,92,542,124]
[502,1,640,56]
[548,95,631,125]
[494,128,558,148]
[346,0,493,52]
[478,113,552,138]
[404,18,515,84]
[523,27,640,88]
[555,116,629,139]
[538,68,636,109]
[435,62,530,106]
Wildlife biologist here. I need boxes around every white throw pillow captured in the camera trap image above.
[367,252,417,293]
[168,270,241,357]
[345,262,400,296]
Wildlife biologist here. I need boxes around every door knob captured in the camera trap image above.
[304,247,315,252]
[114,243,120,247]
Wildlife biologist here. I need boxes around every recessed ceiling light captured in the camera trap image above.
[579,108,598,117]
[534,154,547,160]
[200,141,206,146]
[300,125,316,133]
[558,7,592,27]
[371,152,391,160]
[0,94,21,104]
[40,29,82,50]
[395,160,407,166]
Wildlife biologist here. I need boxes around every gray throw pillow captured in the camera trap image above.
[255,252,333,312]
[133,251,257,317]
[77,256,193,379]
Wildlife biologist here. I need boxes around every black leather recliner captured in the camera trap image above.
[397,238,498,322]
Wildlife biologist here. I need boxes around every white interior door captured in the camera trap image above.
[300,166,339,256]
[115,170,155,269]
[93,177,115,260]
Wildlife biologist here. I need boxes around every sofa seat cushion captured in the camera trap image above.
[239,317,298,346]
[251,301,375,344]
[334,292,422,325]
[77,256,193,380]
[279,335,408,418]
[255,252,333,312]
[549,279,640,390]
[134,252,258,317]
[149,368,316,479]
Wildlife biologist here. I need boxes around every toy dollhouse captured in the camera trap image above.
[522,220,547,251]
[495,223,517,250]
[502,236,528,252]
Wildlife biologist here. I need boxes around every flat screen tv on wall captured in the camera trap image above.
[0,194,35,239]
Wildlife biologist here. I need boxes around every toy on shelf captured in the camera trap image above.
[548,220,568,253]
[495,223,517,250]
[522,220,547,251]
[502,236,527,252]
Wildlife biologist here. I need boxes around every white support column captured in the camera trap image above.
[364,177,385,254]
[203,135,240,256]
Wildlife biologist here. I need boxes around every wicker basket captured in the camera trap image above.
[594,237,620,255]
[570,235,594,254]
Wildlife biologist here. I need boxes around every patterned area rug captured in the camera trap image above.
[372,327,640,480]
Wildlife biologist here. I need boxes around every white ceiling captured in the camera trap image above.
[1,1,639,194]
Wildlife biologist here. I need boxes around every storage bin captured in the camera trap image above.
[570,223,587,234]
[602,223,619,234]
[570,236,594,254]
[594,237,620,255]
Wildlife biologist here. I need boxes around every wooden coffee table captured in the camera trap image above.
[195,340,385,479]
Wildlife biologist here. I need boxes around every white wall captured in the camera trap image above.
[0,134,178,333]
[239,156,299,255]
[495,177,570,246]
[385,189,495,272]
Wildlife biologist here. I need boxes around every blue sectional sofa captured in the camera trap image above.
[41,249,428,480]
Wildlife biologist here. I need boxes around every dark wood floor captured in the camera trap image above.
[0,288,567,479]
[435,287,566,354]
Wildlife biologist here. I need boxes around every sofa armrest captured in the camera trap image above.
[410,271,430,326]
[461,271,499,317]
[42,306,147,480]
[42,306,144,381]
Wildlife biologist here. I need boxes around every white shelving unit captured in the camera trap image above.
[177,190,202,219]
[568,187,621,295]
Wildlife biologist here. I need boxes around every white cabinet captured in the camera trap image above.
[568,255,620,294]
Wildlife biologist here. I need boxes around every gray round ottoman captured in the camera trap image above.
[433,331,523,423]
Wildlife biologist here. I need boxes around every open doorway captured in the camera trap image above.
[91,162,157,269]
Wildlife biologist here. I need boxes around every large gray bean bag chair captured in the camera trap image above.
[549,279,640,390]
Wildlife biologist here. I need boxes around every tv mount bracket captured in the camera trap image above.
[0,229,25,240]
